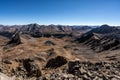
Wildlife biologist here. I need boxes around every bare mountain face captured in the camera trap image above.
[90,24,120,34]
[76,25,120,52]
[21,24,73,38]
[1,24,120,80]
[0,24,93,38]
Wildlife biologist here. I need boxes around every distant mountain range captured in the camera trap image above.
[1,23,120,52]
[0,24,94,38]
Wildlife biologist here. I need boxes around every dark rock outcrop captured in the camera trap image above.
[44,40,56,46]
[5,30,21,48]
[45,56,67,68]
[2,59,12,64]
[13,58,41,78]
[68,61,81,76]
[22,59,41,77]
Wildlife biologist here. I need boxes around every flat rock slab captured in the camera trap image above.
[0,73,15,80]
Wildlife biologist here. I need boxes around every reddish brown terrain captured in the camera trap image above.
[0,24,120,80]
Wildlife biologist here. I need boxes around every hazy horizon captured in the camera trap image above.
[0,0,119,26]
[0,23,120,26]
[0,23,119,27]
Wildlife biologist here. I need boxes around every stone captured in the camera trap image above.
[45,56,67,68]
[44,40,56,46]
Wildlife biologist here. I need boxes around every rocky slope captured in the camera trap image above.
[76,25,120,52]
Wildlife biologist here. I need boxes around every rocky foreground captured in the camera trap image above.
[1,59,120,80]
[37,61,120,80]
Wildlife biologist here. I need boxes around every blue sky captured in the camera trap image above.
[0,0,119,25]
